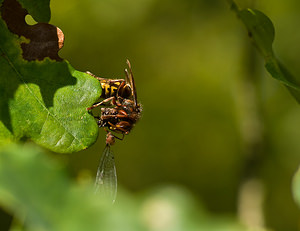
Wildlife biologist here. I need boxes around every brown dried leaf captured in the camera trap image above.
[1,0,64,61]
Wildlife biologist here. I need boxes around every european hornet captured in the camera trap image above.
[87,60,142,202]
[87,59,142,139]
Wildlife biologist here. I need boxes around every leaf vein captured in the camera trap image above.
[0,44,85,150]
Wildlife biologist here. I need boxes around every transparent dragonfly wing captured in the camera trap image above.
[94,144,117,203]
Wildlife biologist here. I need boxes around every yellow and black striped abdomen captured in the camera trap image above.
[100,80,123,98]
[100,78,132,99]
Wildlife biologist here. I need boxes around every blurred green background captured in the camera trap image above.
[47,0,300,230]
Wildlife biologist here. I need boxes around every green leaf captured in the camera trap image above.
[17,0,51,23]
[0,0,101,152]
[229,2,300,102]
[0,144,144,231]
[237,9,274,58]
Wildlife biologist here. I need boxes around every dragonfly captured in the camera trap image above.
[94,132,117,203]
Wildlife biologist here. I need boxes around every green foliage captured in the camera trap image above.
[0,0,101,152]
[0,144,247,231]
[1,0,300,230]
[0,144,138,231]
[230,1,300,103]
